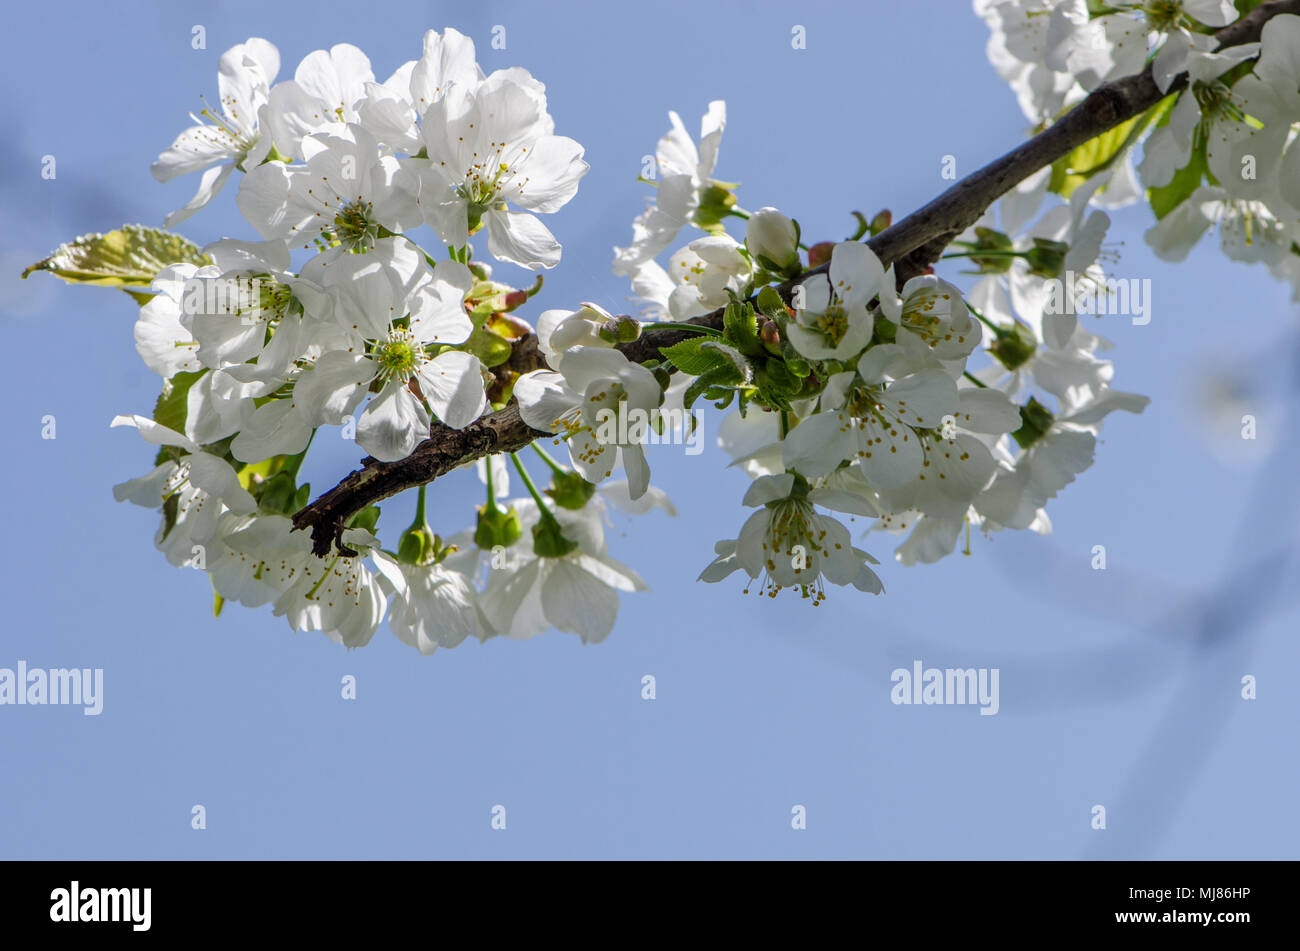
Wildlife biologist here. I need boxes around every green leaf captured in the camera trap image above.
[723,300,762,355]
[755,285,789,321]
[152,369,206,435]
[1147,141,1209,220]
[22,224,211,288]
[683,365,743,410]
[662,337,729,376]
[1049,99,1168,198]
[699,341,750,382]
[236,456,285,492]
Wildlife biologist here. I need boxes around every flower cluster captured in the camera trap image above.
[112,31,677,650]
[37,9,1297,651]
[977,3,1300,296]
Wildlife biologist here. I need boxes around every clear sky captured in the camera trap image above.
[1,0,1297,859]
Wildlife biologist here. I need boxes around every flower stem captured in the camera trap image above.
[413,484,427,527]
[962,371,989,388]
[651,321,723,337]
[530,442,567,475]
[480,455,504,517]
[965,302,1004,334]
[510,452,552,514]
[942,249,1026,260]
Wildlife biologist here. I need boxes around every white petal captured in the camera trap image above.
[418,351,485,428]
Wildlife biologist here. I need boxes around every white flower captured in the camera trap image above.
[1203,15,1300,205]
[110,416,259,564]
[413,69,588,269]
[1137,38,1262,189]
[134,264,204,378]
[208,514,315,608]
[974,0,1081,124]
[262,43,375,160]
[612,101,726,277]
[878,271,981,363]
[237,123,421,250]
[269,526,402,649]
[1145,185,1299,265]
[514,346,662,498]
[665,234,752,319]
[785,242,884,361]
[535,303,618,367]
[968,274,1116,402]
[781,344,958,487]
[176,238,328,372]
[978,386,1149,529]
[152,38,280,226]
[479,498,647,643]
[626,260,674,322]
[387,559,483,654]
[292,257,484,462]
[1044,0,1235,93]
[699,472,883,603]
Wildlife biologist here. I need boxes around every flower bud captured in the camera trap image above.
[746,207,801,277]
[807,241,835,269]
[598,314,642,344]
[759,318,782,355]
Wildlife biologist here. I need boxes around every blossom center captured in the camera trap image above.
[373,329,422,383]
[815,304,849,345]
[333,198,379,250]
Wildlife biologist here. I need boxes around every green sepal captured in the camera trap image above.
[545,469,597,510]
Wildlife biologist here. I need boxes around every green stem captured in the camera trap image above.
[942,249,1027,261]
[965,303,1005,335]
[413,484,427,527]
[962,371,989,389]
[531,442,567,476]
[779,410,791,439]
[510,452,552,513]
[652,321,723,337]
[483,455,500,513]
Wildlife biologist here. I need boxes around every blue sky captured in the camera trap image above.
[1,0,1298,859]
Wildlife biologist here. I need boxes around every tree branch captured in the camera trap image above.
[292,0,1296,556]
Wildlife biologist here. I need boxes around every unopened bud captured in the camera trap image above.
[746,207,801,277]
[598,314,642,344]
[807,241,835,269]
